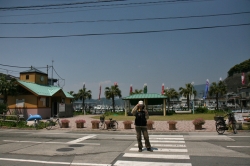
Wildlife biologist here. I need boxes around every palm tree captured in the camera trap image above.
[132,89,143,95]
[68,91,78,103]
[0,75,18,104]
[179,83,197,110]
[76,88,92,114]
[209,81,227,110]
[163,88,179,112]
[105,84,122,112]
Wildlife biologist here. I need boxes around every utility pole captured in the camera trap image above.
[51,60,54,86]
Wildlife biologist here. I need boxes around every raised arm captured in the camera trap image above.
[131,104,139,116]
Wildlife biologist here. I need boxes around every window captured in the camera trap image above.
[26,75,29,80]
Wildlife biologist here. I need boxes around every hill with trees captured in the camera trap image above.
[227,59,250,77]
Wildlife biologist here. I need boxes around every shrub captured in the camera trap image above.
[192,118,205,125]
[75,119,86,123]
[195,107,209,113]
[123,120,133,125]
[0,103,7,114]
[61,119,70,123]
[167,120,177,125]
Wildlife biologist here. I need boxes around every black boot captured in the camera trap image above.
[147,148,153,152]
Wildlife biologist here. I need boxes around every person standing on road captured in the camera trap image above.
[131,100,153,152]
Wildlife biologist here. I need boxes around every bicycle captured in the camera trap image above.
[45,115,61,130]
[108,118,118,131]
[214,112,237,134]
[99,116,106,130]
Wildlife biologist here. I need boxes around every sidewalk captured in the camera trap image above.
[57,115,216,133]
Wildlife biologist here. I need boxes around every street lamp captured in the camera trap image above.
[191,82,194,114]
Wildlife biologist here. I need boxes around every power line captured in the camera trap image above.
[0,63,30,68]
[1,11,249,25]
[53,67,64,80]
[0,0,214,17]
[0,0,127,10]
[0,67,20,74]
[0,0,209,11]
[0,63,48,69]
[1,23,249,39]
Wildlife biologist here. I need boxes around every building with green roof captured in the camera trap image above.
[6,67,74,119]
[123,93,168,116]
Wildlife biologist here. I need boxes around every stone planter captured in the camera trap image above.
[194,124,202,130]
[169,124,176,130]
[61,123,69,128]
[92,122,99,129]
[124,124,131,129]
[76,123,84,128]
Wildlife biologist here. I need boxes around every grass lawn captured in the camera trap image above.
[91,113,216,121]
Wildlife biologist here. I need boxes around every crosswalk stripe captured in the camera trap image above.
[130,148,188,152]
[135,143,186,147]
[117,135,191,165]
[150,138,184,140]
[150,135,184,138]
[113,160,192,166]
[142,140,185,143]
[123,153,190,159]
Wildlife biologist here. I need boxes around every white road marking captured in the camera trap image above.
[227,146,250,148]
[0,158,111,166]
[134,143,186,147]
[150,135,184,137]
[3,140,100,145]
[123,153,190,159]
[151,138,184,140]
[130,147,188,152]
[114,160,192,166]
[67,135,96,143]
[142,140,185,143]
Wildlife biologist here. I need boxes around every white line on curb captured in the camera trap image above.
[3,140,100,145]
[227,146,250,148]
[0,158,110,166]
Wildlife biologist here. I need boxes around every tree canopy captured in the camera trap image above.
[227,59,250,77]
[163,88,179,112]
[0,75,18,104]
[179,83,197,110]
[105,85,122,112]
[209,81,227,110]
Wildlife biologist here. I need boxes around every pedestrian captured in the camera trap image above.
[131,100,153,152]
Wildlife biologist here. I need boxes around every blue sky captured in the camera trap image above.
[0,0,249,99]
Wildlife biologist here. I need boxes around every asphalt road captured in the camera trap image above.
[0,129,249,166]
